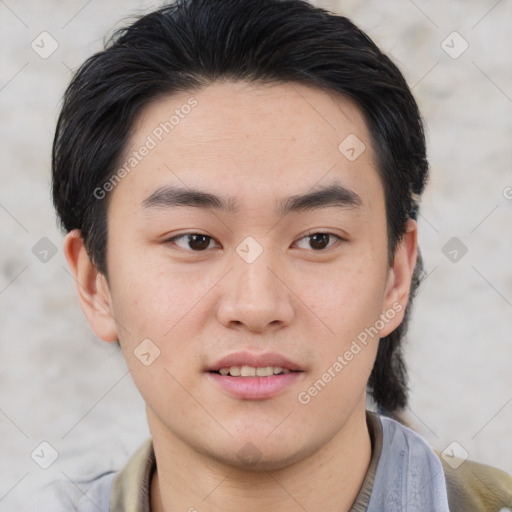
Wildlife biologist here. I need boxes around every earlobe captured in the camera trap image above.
[380,219,418,337]
[63,230,119,342]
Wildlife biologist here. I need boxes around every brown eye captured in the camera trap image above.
[295,232,341,251]
[308,233,330,250]
[170,233,216,251]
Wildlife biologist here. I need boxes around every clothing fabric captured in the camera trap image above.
[31,410,512,511]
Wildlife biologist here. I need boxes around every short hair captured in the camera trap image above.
[52,0,429,417]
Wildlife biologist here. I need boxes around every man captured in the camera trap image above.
[35,0,512,510]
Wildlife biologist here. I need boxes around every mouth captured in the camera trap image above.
[206,351,305,399]
[211,365,296,377]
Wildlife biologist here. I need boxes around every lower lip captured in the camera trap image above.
[207,372,303,400]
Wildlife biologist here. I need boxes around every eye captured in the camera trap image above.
[294,232,343,251]
[166,231,343,252]
[169,233,219,251]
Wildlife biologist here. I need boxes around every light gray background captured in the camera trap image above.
[1,0,511,509]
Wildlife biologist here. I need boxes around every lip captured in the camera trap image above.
[207,372,304,400]
[205,351,305,400]
[207,351,303,372]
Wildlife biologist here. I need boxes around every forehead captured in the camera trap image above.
[112,80,382,211]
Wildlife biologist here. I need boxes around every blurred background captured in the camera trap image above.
[1,0,511,509]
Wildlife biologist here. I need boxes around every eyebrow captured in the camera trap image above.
[141,182,362,216]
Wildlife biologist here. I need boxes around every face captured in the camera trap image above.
[71,81,415,471]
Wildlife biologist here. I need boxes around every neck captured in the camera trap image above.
[149,403,372,512]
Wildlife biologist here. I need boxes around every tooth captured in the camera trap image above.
[229,366,241,376]
[219,365,293,377]
[240,365,256,377]
[256,366,273,377]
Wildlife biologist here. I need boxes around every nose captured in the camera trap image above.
[215,243,295,333]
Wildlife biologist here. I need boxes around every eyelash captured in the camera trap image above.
[166,231,344,252]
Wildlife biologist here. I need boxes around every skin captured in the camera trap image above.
[64,81,417,512]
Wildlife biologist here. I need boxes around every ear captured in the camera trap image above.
[63,229,119,342]
[379,219,418,337]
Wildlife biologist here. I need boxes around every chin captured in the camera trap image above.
[203,438,313,474]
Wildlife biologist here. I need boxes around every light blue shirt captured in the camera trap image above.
[368,416,450,511]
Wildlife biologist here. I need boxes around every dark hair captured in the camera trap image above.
[52,0,428,417]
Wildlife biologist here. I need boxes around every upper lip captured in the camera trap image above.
[207,351,303,372]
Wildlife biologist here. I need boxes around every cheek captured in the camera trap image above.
[291,247,388,399]
[107,261,221,397]
[294,270,383,416]
[108,258,211,339]
[108,268,203,410]
[297,256,388,339]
